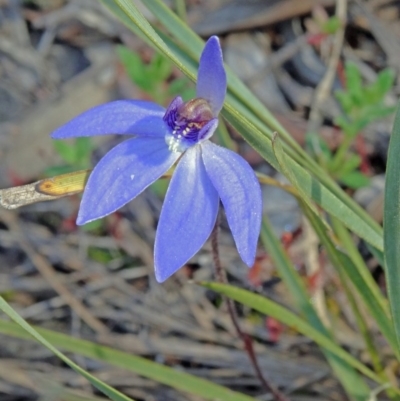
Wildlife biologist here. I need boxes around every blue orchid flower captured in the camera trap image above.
[51,36,262,282]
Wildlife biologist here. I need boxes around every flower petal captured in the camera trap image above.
[196,36,227,116]
[201,141,262,266]
[154,146,219,282]
[77,137,179,225]
[197,118,219,142]
[163,96,183,128]
[51,100,168,139]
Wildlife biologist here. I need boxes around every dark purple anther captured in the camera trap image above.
[163,97,216,152]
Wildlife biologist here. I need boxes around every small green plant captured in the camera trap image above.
[48,137,93,176]
[320,16,341,35]
[49,137,101,231]
[311,62,395,189]
[335,63,395,139]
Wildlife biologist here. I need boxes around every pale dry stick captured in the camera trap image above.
[369,0,393,6]
[0,169,92,210]
[246,34,309,87]
[301,215,331,328]
[114,217,154,276]
[307,0,347,149]
[354,0,400,72]
[180,286,215,332]
[0,169,297,210]
[0,209,109,335]
[304,0,346,329]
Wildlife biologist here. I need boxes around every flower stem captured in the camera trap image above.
[210,214,290,401]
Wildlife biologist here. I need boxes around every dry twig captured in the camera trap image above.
[211,215,290,401]
[307,0,347,150]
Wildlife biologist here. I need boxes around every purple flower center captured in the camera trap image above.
[163,97,214,152]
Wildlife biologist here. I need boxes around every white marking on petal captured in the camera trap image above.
[165,134,186,153]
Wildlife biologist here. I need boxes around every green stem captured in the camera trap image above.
[330,218,389,317]
[330,134,354,173]
[174,0,187,22]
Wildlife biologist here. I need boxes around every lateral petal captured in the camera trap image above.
[196,36,227,116]
[201,141,262,266]
[77,137,179,225]
[154,146,219,282]
[197,118,219,142]
[51,100,168,139]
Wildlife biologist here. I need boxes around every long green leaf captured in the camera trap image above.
[302,210,397,356]
[303,207,387,372]
[272,133,327,227]
[0,298,135,401]
[199,282,382,384]
[0,318,256,401]
[337,243,397,356]
[330,218,397,357]
[304,207,398,396]
[223,105,383,250]
[384,101,400,355]
[331,218,389,317]
[261,217,371,400]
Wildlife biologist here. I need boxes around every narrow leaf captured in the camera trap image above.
[199,282,382,384]
[383,100,400,355]
[305,208,387,376]
[0,317,256,401]
[261,217,371,400]
[303,207,397,360]
[272,133,327,227]
[0,298,135,401]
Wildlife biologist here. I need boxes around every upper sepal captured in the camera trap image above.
[196,36,227,116]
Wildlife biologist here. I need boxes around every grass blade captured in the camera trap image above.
[302,209,397,356]
[0,317,257,401]
[303,206,398,396]
[223,106,383,250]
[261,217,371,400]
[198,282,381,385]
[304,207,389,372]
[384,101,400,355]
[0,297,135,401]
